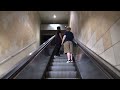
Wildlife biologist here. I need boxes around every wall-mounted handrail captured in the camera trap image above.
[1,35,55,79]
[74,39,120,79]
[0,41,36,65]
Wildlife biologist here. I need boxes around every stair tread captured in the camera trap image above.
[51,62,74,65]
[53,59,67,60]
[45,54,79,79]
[46,71,77,78]
[50,66,75,68]
[46,78,79,79]
[48,66,76,71]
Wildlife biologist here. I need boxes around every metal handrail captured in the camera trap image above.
[1,35,55,79]
[74,39,120,79]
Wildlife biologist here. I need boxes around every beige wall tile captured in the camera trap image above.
[115,65,120,71]
[103,30,112,50]
[110,19,120,45]
[99,52,106,60]
[92,38,104,54]
[0,11,40,61]
[87,26,92,42]
[104,47,116,66]
[113,41,120,65]
[79,11,120,44]
[86,32,96,49]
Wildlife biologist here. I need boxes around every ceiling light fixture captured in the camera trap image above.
[53,15,56,18]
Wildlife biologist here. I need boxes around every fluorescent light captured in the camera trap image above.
[49,24,60,30]
[53,15,56,18]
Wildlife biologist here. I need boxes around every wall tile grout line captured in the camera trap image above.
[99,40,120,55]
[0,41,37,65]
[115,64,120,67]
[89,16,120,50]
[81,16,120,65]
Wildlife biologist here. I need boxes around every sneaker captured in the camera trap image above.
[66,60,70,63]
[54,56,58,58]
[70,60,73,63]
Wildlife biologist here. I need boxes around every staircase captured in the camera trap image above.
[45,54,80,79]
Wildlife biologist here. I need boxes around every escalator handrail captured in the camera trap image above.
[1,35,55,79]
[74,39,120,79]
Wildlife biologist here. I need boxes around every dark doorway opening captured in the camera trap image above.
[41,35,55,46]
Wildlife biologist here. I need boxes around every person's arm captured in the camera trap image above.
[59,33,62,40]
[61,35,66,45]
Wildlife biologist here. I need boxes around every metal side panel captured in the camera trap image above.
[15,48,54,79]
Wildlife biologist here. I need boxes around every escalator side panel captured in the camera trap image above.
[73,44,109,79]
[76,54,108,79]
[15,45,54,79]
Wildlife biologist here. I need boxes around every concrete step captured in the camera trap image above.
[48,66,76,71]
[46,71,77,78]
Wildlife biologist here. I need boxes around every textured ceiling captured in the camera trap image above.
[39,11,70,24]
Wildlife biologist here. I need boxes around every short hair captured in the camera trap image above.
[66,26,71,30]
[57,26,61,30]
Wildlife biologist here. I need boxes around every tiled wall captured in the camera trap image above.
[69,11,79,40]
[70,11,120,70]
[0,11,40,76]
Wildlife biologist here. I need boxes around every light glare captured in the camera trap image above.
[53,15,56,18]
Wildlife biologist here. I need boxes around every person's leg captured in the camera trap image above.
[66,52,71,63]
[54,45,58,57]
[67,52,71,60]
[66,42,71,63]
[70,53,73,62]
[70,53,73,60]
[56,44,61,56]
[64,41,70,63]
[70,41,73,62]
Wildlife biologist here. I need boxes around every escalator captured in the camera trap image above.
[1,36,120,79]
[44,54,80,79]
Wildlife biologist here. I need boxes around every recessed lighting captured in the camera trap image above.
[50,24,60,30]
[53,15,56,18]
